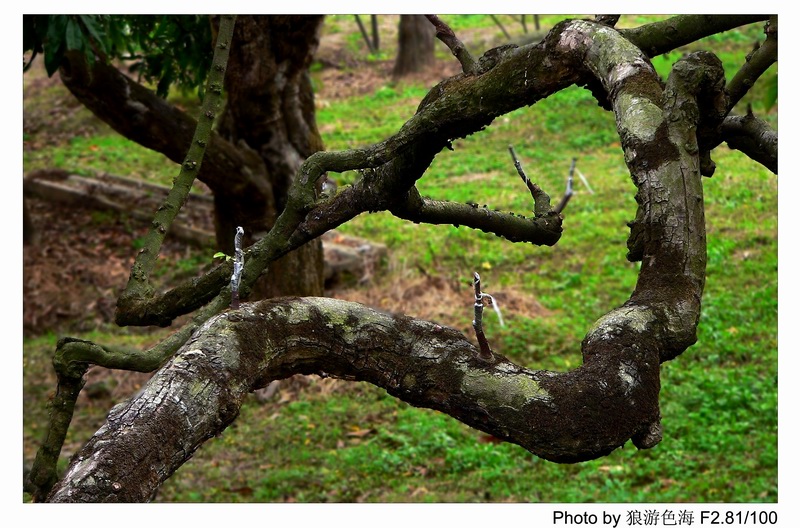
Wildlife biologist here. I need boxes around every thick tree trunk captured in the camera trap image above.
[216,15,325,298]
[393,15,436,78]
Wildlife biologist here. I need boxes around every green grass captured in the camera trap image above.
[24,134,178,185]
[23,15,777,503]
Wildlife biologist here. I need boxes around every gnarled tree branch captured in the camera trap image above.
[45,19,726,502]
[47,297,663,502]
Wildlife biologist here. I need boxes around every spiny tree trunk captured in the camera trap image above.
[393,15,436,78]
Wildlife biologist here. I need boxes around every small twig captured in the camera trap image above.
[508,145,552,216]
[472,272,494,362]
[230,226,244,309]
[354,15,376,54]
[425,15,479,75]
[490,15,512,40]
[555,157,576,214]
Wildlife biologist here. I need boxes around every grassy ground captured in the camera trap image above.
[22,15,777,503]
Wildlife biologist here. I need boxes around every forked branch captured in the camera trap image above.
[726,16,777,112]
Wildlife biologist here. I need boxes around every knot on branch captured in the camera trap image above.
[478,44,519,73]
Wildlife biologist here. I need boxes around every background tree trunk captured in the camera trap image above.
[215,15,325,298]
[23,198,38,246]
[393,15,436,78]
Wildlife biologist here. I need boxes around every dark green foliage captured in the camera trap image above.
[24,15,213,97]
[111,16,213,97]
[24,15,108,75]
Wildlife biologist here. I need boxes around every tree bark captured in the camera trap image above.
[393,15,436,78]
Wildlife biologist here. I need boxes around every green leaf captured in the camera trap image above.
[78,15,108,55]
[23,15,46,53]
[43,15,68,76]
[65,18,84,52]
[156,69,173,98]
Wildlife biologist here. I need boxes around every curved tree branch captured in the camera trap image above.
[116,15,237,317]
[47,298,662,502]
[105,21,592,328]
[82,15,758,333]
[389,186,561,245]
[719,113,778,174]
[58,53,271,202]
[620,14,770,58]
[56,14,776,333]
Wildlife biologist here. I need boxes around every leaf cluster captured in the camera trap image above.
[23,15,213,97]
[23,15,106,76]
